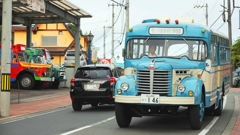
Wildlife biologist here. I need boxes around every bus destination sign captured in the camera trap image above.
[149,27,183,35]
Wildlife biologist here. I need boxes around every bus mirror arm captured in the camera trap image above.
[205,59,212,72]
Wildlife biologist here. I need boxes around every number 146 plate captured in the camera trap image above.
[141,94,159,104]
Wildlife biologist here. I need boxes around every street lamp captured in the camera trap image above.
[87,31,94,64]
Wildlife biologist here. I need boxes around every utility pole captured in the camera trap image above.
[1,0,12,117]
[103,26,106,58]
[206,3,208,26]
[194,3,208,26]
[112,3,114,58]
[125,0,129,33]
[108,3,115,58]
[228,0,233,87]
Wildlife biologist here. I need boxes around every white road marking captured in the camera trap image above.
[198,96,227,135]
[60,116,115,135]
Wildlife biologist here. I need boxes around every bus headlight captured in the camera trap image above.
[177,84,186,92]
[121,82,129,91]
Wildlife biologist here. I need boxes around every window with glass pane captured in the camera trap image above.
[42,36,57,46]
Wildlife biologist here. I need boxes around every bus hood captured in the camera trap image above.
[135,59,205,70]
[20,62,52,68]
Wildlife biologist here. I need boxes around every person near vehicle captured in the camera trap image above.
[148,45,157,57]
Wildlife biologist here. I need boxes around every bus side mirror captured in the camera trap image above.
[205,59,211,72]
[122,48,125,57]
[51,56,54,60]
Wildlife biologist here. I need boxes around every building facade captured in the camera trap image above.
[12,23,89,66]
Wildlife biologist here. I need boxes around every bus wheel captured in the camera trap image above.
[42,82,52,89]
[189,94,204,130]
[213,96,223,116]
[19,74,35,90]
[115,103,132,128]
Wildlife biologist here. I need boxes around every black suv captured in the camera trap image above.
[70,64,121,111]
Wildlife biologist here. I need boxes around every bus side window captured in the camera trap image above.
[12,54,17,63]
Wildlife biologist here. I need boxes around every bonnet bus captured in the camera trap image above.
[114,18,230,130]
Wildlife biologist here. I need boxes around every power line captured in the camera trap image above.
[210,13,222,27]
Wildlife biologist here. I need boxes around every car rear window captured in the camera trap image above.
[75,67,111,78]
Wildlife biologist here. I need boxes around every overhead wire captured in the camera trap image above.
[92,1,123,46]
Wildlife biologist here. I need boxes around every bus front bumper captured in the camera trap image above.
[115,95,195,105]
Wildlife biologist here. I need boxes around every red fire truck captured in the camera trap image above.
[0,44,54,90]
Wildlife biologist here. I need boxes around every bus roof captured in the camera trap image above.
[128,19,228,39]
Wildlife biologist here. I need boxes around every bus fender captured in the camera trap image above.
[17,70,36,80]
[176,77,204,104]
[114,75,137,96]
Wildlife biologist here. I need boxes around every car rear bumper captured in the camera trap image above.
[71,96,114,103]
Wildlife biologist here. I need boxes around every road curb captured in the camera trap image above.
[221,95,239,135]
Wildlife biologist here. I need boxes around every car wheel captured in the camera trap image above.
[91,103,98,107]
[72,101,82,111]
[19,74,35,90]
[115,103,132,128]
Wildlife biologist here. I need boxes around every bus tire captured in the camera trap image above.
[115,103,132,128]
[189,94,204,130]
[213,97,223,116]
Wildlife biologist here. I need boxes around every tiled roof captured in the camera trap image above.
[33,47,67,54]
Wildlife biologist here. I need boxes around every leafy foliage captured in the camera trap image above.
[231,37,240,68]
[66,23,82,35]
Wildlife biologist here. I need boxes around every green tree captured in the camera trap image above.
[66,23,82,35]
[231,37,240,68]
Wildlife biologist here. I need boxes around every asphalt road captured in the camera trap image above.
[0,90,238,135]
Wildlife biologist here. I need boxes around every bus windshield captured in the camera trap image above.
[126,38,207,61]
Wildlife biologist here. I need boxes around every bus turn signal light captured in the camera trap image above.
[156,19,160,24]
[166,19,169,24]
[175,20,179,24]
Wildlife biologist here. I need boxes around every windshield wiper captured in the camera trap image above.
[143,37,149,45]
[183,38,190,46]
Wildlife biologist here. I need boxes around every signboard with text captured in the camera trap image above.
[20,0,45,13]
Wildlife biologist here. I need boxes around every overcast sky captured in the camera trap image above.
[68,0,240,60]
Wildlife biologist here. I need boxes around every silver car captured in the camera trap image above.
[64,50,87,67]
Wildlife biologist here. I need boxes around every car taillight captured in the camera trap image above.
[110,77,116,85]
[71,78,75,86]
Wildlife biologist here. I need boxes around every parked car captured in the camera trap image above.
[70,64,121,111]
[232,67,240,87]
[63,50,86,67]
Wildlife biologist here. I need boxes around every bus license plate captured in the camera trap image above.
[141,94,159,104]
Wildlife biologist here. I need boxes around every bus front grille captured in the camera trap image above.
[137,70,171,96]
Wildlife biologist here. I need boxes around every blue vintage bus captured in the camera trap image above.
[114,18,230,130]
